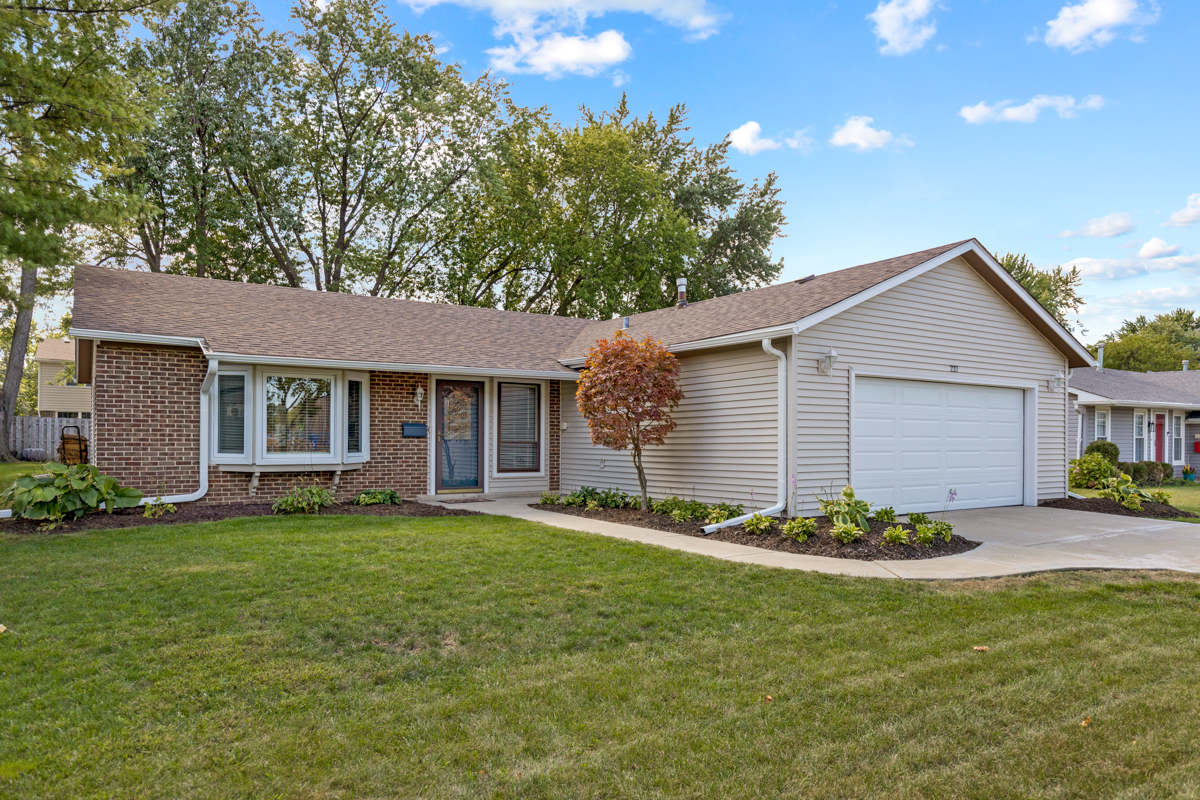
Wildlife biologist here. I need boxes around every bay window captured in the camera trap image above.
[497,382,540,472]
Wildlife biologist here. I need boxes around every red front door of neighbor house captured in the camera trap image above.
[1156,414,1166,461]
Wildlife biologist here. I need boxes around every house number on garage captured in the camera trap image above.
[949,365,959,372]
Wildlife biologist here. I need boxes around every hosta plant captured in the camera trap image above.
[873,506,897,524]
[882,525,910,546]
[1,463,143,522]
[539,492,560,505]
[1097,473,1154,511]
[782,517,817,542]
[742,513,773,535]
[907,512,931,526]
[816,485,871,531]
[355,489,402,505]
[272,483,335,515]
[706,506,731,524]
[1148,489,1173,506]
[831,522,862,544]
[912,526,935,547]
[927,520,954,542]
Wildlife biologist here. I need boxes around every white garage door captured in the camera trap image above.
[852,377,1024,513]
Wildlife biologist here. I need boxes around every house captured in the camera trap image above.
[69,239,1094,515]
[33,337,92,418]
[1068,363,1200,477]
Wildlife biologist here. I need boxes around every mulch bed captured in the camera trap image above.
[533,503,980,561]
[1,500,479,534]
[1039,496,1198,519]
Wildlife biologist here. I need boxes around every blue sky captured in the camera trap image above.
[256,1,1198,340]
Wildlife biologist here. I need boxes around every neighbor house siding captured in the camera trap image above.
[559,343,780,508]
[37,360,92,414]
[791,256,1070,511]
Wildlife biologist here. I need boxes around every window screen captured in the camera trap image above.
[217,374,246,454]
[347,379,362,454]
[498,383,539,472]
[265,375,331,453]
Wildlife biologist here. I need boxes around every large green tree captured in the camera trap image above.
[997,252,1083,331]
[1093,309,1200,373]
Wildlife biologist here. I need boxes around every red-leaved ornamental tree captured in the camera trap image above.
[575,331,685,510]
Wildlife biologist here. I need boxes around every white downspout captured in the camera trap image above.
[141,356,217,505]
[703,338,788,533]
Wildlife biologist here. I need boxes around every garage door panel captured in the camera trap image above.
[853,377,1024,514]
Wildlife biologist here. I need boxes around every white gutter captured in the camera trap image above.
[703,338,788,534]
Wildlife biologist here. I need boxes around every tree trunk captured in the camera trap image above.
[0,264,38,462]
[632,441,649,510]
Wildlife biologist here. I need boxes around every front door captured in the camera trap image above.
[1155,413,1166,462]
[436,380,484,492]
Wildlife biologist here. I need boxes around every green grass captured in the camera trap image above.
[0,462,45,496]
[1077,482,1200,522]
[3,515,1200,799]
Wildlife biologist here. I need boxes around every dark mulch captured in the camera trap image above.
[1,500,479,534]
[533,504,979,561]
[1039,496,1198,519]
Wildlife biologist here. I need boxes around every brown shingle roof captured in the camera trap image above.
[34,337,75,362]
[72,267,592,375]
[558,240,972,361]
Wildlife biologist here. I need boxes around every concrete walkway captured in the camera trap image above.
[431,496,1200,580]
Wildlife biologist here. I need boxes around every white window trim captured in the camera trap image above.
[491,379,547,478]
[211,367,253,465]
[1094,406,1110,443]
[1133,408,1146,463]
[344,371,370,464]
[256,367,342,466]
[1173,413,1185,465]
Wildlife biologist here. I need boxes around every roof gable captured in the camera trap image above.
[34,337,75,362]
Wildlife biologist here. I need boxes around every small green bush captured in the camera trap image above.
[143,497,177,519]
[782,517,816,542]
[1096,473,1151,511]
[912,526,935,546]
[882,525,910,546]
[907,512,931,526]
[355,489,402,505]
[586,499,601,511]
[653,496,708,520]
[0,462,143,524]
[706,506,731,524]
[831,521,862,544]
[669,508,692,522]
[272,483,335,514]
[539,492,560,505]
[1069,453,1116,488]
[927,520,954,542]
[815,485,871,530]
[873,506,897,524]
[1084,439,1120,466]
[1147,489,1173,506]
[742,513,773,535]
[561,486,599,506]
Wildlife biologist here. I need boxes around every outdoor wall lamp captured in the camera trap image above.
[414,385,425,411]
[817,346,838,375]
[1050,371,1066,393]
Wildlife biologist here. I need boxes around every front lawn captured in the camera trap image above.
[0,462,45,496]
[3,514,1200,798]
[1077,482,1200,521]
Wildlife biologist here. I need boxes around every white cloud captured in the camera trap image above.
[829,116,909,151]
[488,29,631,77]
[784,127,815,155]
[1163,193,1200,229]
[728,121,781,155]
[867,0,937,56]
[610,69,628,87]
[405,0,724,79]
[1057,212,1135,238]
[1066,254,1200,279]
[959,94,1104,124]
[1043,0,1160,53]
[1139,237,1181,259]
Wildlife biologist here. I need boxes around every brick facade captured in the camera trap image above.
[94,342,565,505]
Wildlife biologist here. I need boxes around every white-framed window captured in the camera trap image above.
[257,368,340,465]
[213,367,252,464]
[497,382,540,473]
[1094,407,1109,442]
[1133,409,1146,462]
[344,371,370,463]
[1174,414,1184,463]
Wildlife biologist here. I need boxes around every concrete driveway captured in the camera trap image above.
[441,497,1200,580]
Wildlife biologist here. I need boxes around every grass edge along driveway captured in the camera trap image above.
[3,513,1200,799]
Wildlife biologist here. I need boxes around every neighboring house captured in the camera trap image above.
[33,337,92,419]
[1068,366,1200,477]
[69,238,1093,515]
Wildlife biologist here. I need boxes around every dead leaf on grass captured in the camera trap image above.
[0,624,6,634]
[1081,716,1090,727]
[764,695,773,703]
[973,645,989,652]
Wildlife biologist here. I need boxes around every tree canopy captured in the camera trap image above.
[1093,309,1200,373]
[997,252,1083,331]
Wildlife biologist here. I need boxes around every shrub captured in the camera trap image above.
[355,489,402,505]
[1084,439,1120,466]
[782,517,816,542]
[669,508,693,523]
[652,495,708,520]
[1148,489,1173,506]
[143,497,177,519]
[586,499,601,511]
[882,525,910,546]
[562,486,600,506]
[539,492,561,505]
[743,513,773,535]
[815,485,871,531]
[831,521,862,544]
[595,487,637,509]
[927,520,954,542]
[1,463,143,524]
[272,483,335,514]
[874,506,897,524]
[907,512,931,526]
[1069,453,1116,488]
[1125,461,1148,483]
[912,526,935,546]
[1096,473,1153,511]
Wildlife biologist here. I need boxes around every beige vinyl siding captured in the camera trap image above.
[792,256,1069,511]
[560,343,780,507]
[37,360,93,414]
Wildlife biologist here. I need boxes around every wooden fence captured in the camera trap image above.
[8,416,91,461]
